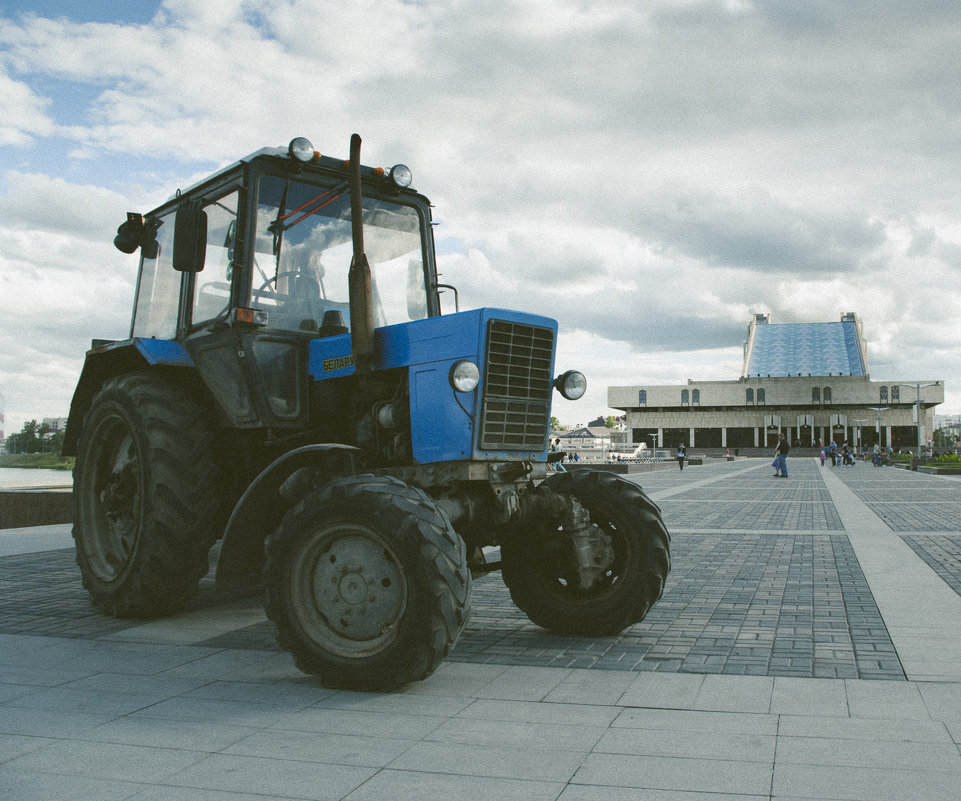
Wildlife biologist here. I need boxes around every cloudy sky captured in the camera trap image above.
[2,0,960,437]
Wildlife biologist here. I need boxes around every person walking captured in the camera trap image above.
[774,433,790,477]
[677,443,686,471]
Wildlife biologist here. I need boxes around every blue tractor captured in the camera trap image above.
[64,135,670,690]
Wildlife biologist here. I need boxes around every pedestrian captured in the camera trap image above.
[872,442,881,467]
[773,433,789,477]
[677,443,686,471]
[842,443,854,466]
[829,440,838,467]
[820,448,826,466]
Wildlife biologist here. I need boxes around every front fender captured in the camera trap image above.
[215,444,359,593]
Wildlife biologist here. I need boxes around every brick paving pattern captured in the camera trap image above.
[659,499,842,530]
[902,535,961,597]
[448,531,903,679]
[834,466,961,531]
[0,548,222,641]
[3,459,950,682]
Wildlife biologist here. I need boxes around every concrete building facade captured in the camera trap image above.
[608,313,944,453]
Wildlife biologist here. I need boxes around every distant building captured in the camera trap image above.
[552,426,614,450]
[609,313,944,451]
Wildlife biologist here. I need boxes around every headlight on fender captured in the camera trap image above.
[554,370,587,400]
[449,360,480,392]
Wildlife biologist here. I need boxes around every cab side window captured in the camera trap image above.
[191,191,239,326]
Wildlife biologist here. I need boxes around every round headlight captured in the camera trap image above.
[555,370,587,400]
[449,360,480,393]
[288,137,316,162]
[389,164,412,188]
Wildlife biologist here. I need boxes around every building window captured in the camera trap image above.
[823,386,832,403]
[692,389,700,404]
[746,388,754,404]
[757,388,766,404]
[812,387,820,402]
[638,389,647,404]
[681,389,689,404]
[880,386,888,401]
[891,386,900,401]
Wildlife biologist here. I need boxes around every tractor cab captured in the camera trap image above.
[115,137,439,433]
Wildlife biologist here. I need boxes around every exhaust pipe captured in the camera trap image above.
[347,133,375,379]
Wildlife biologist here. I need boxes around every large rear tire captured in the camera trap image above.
[265,475,471,690]
[72,372,221,617]
[502,469,670,636]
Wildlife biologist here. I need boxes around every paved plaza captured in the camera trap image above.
[2,458,961,799]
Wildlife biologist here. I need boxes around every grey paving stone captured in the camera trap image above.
[343,769,565,801]
[162,753,375,800]
[3,739,208,783]
[573,751,773,795]
[773,762,961,801]
[0,768,141,801]
[387,739,586,782]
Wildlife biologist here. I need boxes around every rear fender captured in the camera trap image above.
[63,339,194,456]
[215,444,360,594]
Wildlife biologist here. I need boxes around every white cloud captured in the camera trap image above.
[0,66,54,145]
[2,0,961,434]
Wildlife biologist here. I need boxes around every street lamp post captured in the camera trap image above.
[853,418,867,456]
[866,406,889,450]
[648,433,657,454]
[896,383,940,458]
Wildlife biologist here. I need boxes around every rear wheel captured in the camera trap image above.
[502,469,670,635]
[265,475,471,690]
[72,372,221,617]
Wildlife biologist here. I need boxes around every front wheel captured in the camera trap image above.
[502,469,670,636]
[265,475,471,690]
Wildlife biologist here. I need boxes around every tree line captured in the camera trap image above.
[4,420,66,455]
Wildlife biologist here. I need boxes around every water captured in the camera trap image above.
[0,468,73,490]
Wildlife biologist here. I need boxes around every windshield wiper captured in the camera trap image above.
[269,181,349,240]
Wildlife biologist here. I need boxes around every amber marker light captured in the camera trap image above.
[234,308,268,326]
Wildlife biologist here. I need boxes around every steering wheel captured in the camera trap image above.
[252,270,324,330]
[253,270,321,302]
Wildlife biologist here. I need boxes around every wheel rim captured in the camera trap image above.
[83,413,143,583]
[290,522,408,658]
[539,514,626,599]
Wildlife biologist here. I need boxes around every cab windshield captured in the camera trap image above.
[251,174,429,332]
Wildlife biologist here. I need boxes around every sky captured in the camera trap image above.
[2,0,961,438]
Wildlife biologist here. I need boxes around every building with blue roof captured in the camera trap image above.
[742,313,867,378]
[609,313,943,454]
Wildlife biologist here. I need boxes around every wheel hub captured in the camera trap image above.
[337,570,369,604]
[309,532,405,643]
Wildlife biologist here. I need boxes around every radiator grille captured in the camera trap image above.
[479,320,554,450]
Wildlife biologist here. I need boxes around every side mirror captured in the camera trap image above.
[173,199,208,272]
